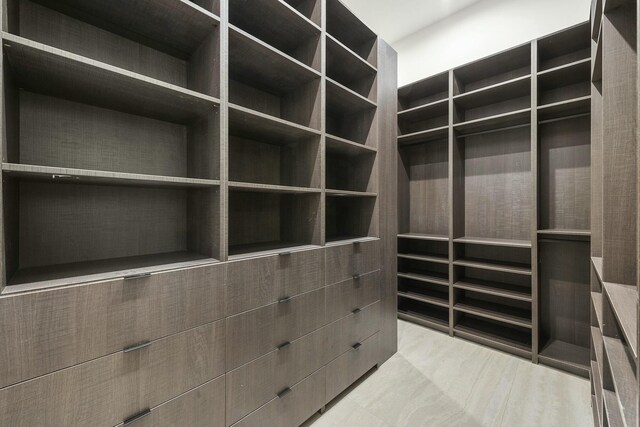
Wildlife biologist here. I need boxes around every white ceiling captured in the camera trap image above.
[341,0,484,44]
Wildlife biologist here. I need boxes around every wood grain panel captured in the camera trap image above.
[325,269,380,323]
[325,301,381,362]
[0,263,224,388]
[325,238,380,284]
[0,320,225,427]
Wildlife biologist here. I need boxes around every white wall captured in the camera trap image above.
[395,0,591,86]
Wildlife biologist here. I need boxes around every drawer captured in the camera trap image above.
[226,288,326,370]
[0,320,225,427]
[325,239,381,285]
[114,376,225,427]
[226,327,327,425]
[231,367,326,427]
[326,332,379,403]
[0,263,224,389]
[325,270,381,323]
[225,248,323,316]
[326,301,380,362]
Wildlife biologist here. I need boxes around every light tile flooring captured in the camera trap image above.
[304,320,592,427]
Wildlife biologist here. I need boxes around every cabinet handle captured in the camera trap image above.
[124,341,151,353]
[123,409,151,426]
[52,174,76,180]
[352,274,361,281]
[278,296,292,304]
[279,251,292,256]
[277,387,292,398]
[277,341,291,350]
[124,273,151,281]
[352,308,361,314]
[352,342,362,350]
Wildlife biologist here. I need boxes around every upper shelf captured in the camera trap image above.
[453,75,530,110]
[398,125,449,146]
[537,58,591,91]
[453,236,532,249]
[2,33,219,124]
[326,77,377,115]
[326,134,377,157]
[326,33,377,86]
[398,71,449,112]
[538,96,591,122]
[229,25,320,95]
[398,233,449,242]
[454,108,531,136]
[32,0,219,59]
[326,0,377,66]
[398,98,448,123]
[537,22,590,71]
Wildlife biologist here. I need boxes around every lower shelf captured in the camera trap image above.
[397,288,449,308]
[398,297,449,333]
[6,251,218,293]
[454,314,532,357]
[454,298,532,329]
[538,339,590,377]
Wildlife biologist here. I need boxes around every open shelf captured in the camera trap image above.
[398,72,449,112]
[3,177,220,290]
[398,284,449,308]
[326,34,377,99]
[326,195,376,243]
[326,77,377,113]
[326,0,377,66]
[454,314,532,355]
[228,103,320,141]
[538,23,590,71]
[454,295,532,329]
[538,339,590,371]
[398,126,449,146]
[229,0,320,70]
[398,233,449,242]
[398,254,448,265]
[538,96,591,121]
[326,83,377,145]
[2,33,219,124]
[454,258,531,276]
[602,336,638,427]
[591,0,603,41]
[326,134,377,156]
[592,292,604,329]
[228,190,320,257]
[398,237,448,260]
[453,243,532,276]
[537,229,591,241]
[603,282,639,359]
[326,144,376,194]
[453,237,531,249]
[454,279,531,302]
[454,109,531,136]
[398,297,449,332]
[453,75,530,110]
[228,182,321,194]
[397,272,448,287]
[7,0,220,62]
[538,58,591,107]
[592,31,603,83]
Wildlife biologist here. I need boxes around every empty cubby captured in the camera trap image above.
[398,239,449,261]
[538,115,590,232]
[398,296,449,329]
[229,0,321,71]
[398,72,449,112]
[454,312,532,353]
[398,140,449,237]
[398,257,449,286]
[325,195,377,242]
[538,239,590,371]
[228,190,320,256]
[3,177,220,287]
[398,98,448,137]
[229,27,321,130]
[537,23,591,71]
[453,266,532,303]
[326,82,377,144]
[327,35,377,100]
[326,0,377,67]
[7,0,221,97]
[326,150,376,193]
[398,279,449,310]
[538,60,590,107]
[453,288,532,330]
[453,243,532,276]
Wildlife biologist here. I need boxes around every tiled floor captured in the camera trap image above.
[304,320,592,427]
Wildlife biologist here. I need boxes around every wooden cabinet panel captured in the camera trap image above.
[114,376,225,427]
[325,239,381,285]
[225,248,324,317]
[0,321,225,427]
[326,332,379,403]
[325,269,381,323]
[0,263,224,388]
[226,288,326,370]
[326,301,380,362]
[226,327,326,425]
[231,367,326,427]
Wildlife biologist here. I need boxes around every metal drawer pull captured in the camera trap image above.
[278,296,292,304]
[124,341,151,353]
[52,174,75,179]
[277,387,292,398]
[279,251,292,256]
[277,341,291,350]
[123,409,151,426]
[124,273,151,281]
[353,274,361,280]
[352,342,362,350]
[352,308,361,314]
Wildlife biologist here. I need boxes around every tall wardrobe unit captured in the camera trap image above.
[397,23,594,377]
[589,0,640,426]
[0,0,398,426]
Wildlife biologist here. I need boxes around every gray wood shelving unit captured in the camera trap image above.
[397,22,593,375]
[589,0,639,426]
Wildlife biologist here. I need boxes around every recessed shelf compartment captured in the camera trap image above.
[453,44,531,95]
[454,109,531,136]
[398,297,449,332]
[538,59,591,106]
[326,143,376,194]
[454,274,531,302]
[326,78,377,113]
[398,233,449,242]
[326,195,376,243]
[603,282,638,359]
[229,0,321,70]
[398,72,449,112]
[454,313,532,355]
[398,126,449,146]
[592,32,603,83]
[326,34,377,100]
[229,27,320,130]
[398,99,449,138]
[538,96,591,121]
[6,0,220,96]
[453,237,531,249]
[326,134,377,156]
[326,0,377,67]
[3,177,220,289]
[453,75,530,110]
[398,238,448,262]
[591,0,603,41]
[538,340,590,372]
[454,293,532,329]
[602,335,638,427]
[537,229,591,241]
[453,243,532,276]
[538,23,590,71]
[326,81,377,145]
[2,33,219,124]
[228,190,320,256]
[398,280,449,308]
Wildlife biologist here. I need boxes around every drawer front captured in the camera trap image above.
[326,332,379,403]
[325,239,381,285]
[0,263,224,389]
[326,301,380,362]
[226,288,326,371]
[231,367,326,427]
[225,248,324,317]
[325,270,381,323]
[226,327,327,425]
[115,376,225,427]
[0,320,225,427]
